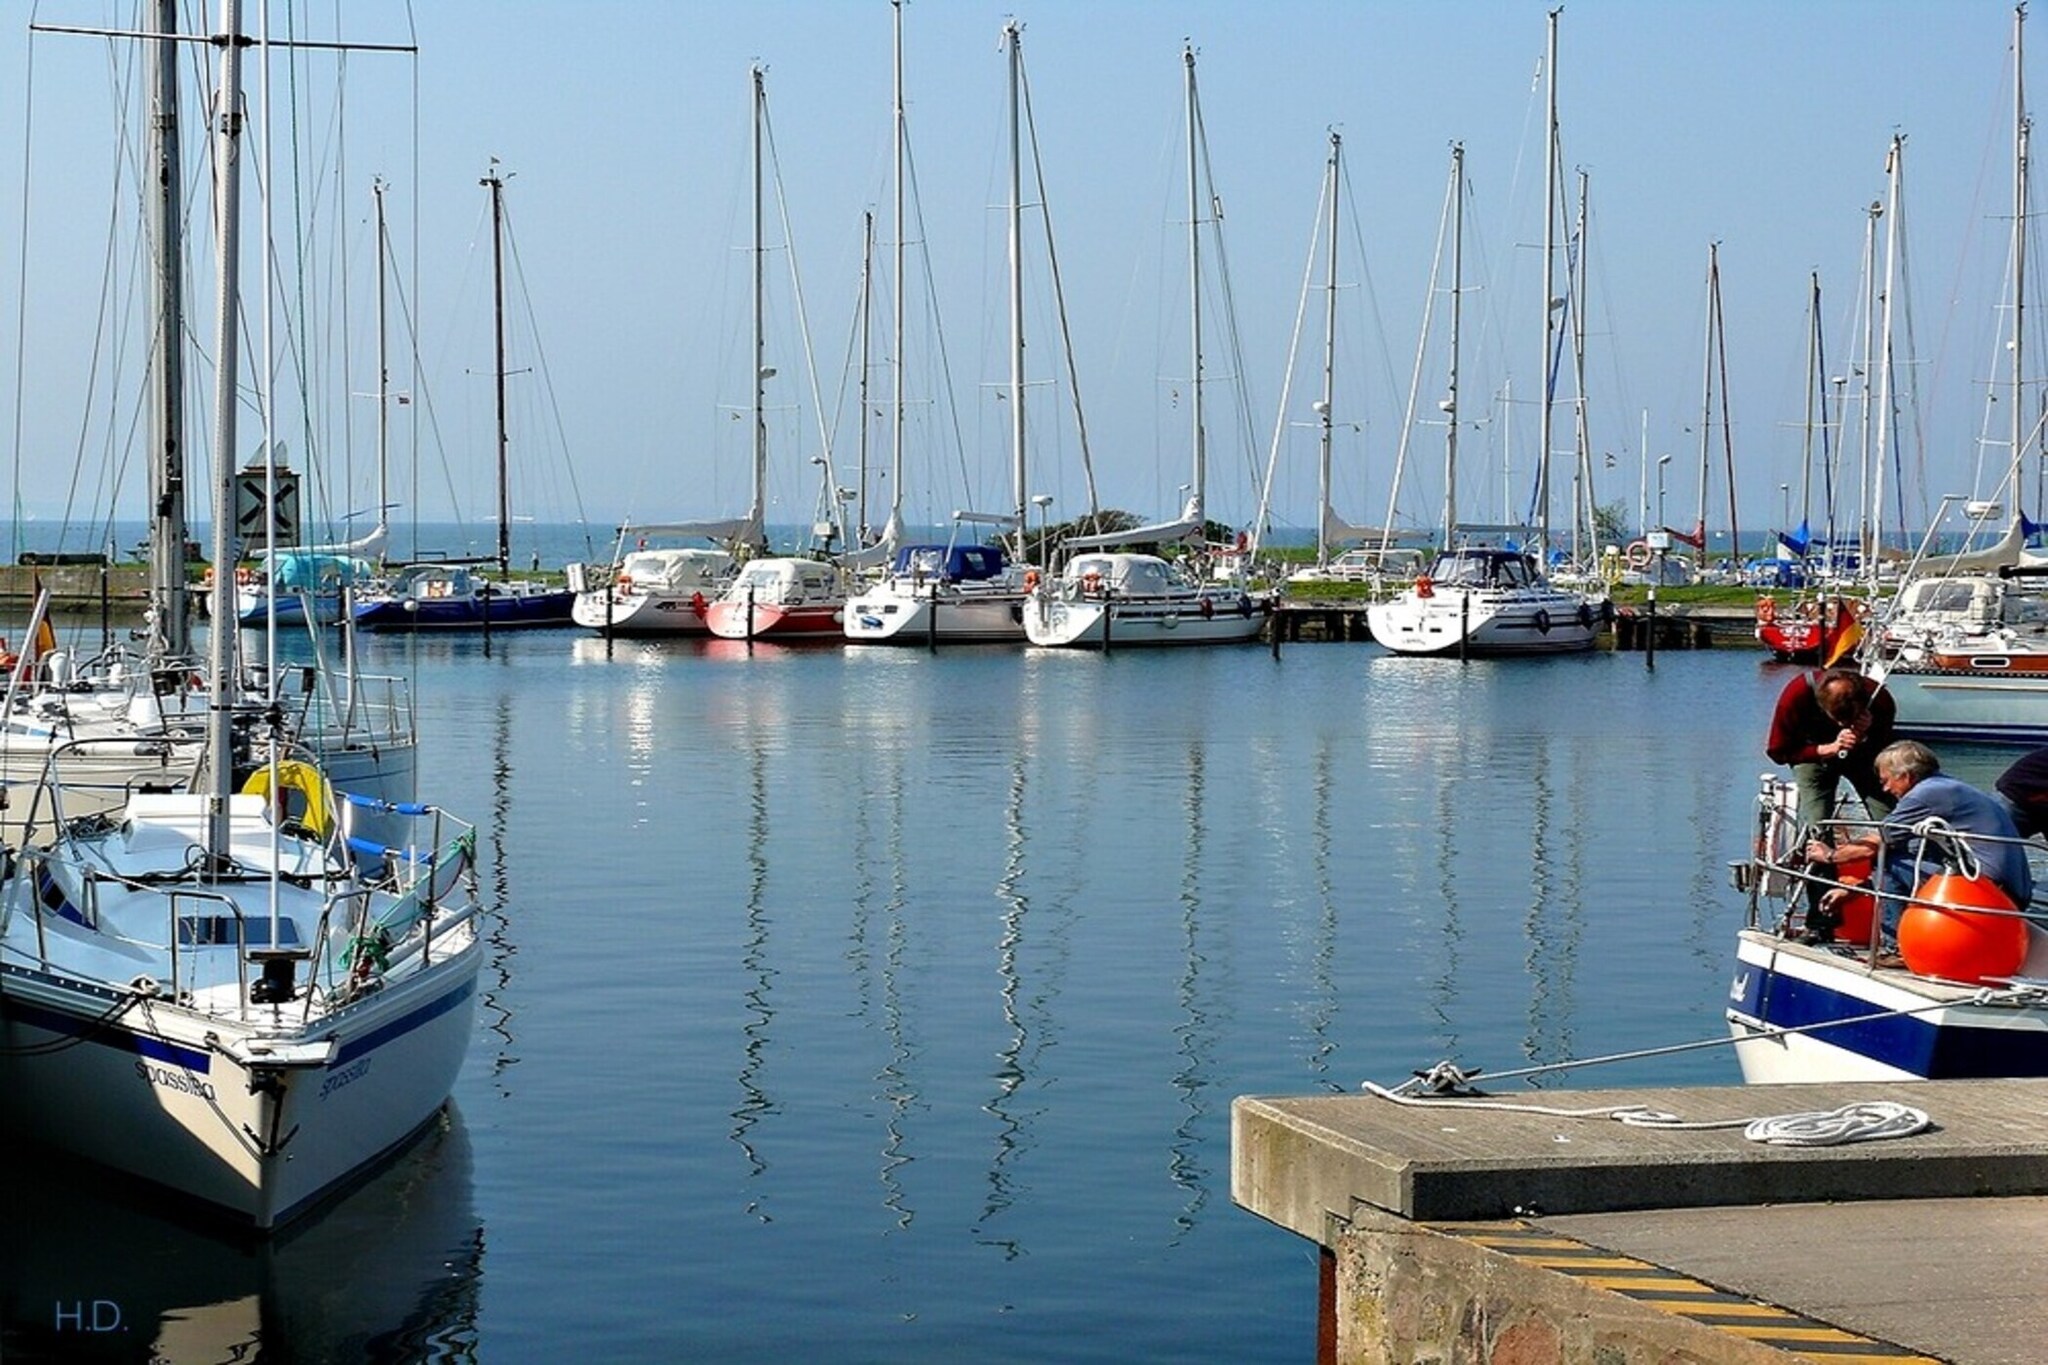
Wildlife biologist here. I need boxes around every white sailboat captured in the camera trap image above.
[1368,13,1602,658]
[0,0,481,1231]
[1864,10,2048,742]
[702,64,851,644]
[1023,43,1267,650]
[847,15,1040,646]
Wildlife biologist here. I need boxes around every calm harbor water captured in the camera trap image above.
[3,633,2021,1362]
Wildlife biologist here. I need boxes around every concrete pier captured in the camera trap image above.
[1233,1079,2048,1364]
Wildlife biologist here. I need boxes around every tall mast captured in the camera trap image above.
[1873,134,1903,567]
[857,208,873,543]
[204,0,248,862]
[2014,2,2030,507]
[1006,21,1027,558]
[1185,42,1205,529]
[372,177,391,569]
[482,167,510,578]
[1537,7,1559,553]
[1695,244,1717,573]
[888,0,906,548]
[750,66,769,550]
[1570,167,1592,566]
[146,0,189,660]
[1445,143,1464,544]
[1315,131,1340,568]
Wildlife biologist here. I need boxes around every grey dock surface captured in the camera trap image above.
[1234,1079,2048,1364]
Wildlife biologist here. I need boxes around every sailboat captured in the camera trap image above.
[702,65,850,644]
[355,169,574,631]
[1368,13,1602,658]
[1281,131,1430,595]
[847,18,1037,646]
[0,0,481,1230]
[1022,44,1267,650]
[1863,11,2048,742]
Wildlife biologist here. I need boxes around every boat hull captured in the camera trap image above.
[1023,592,1266,648]
[355,589,575,632]
[1865,658,2048,744]
[1367,588,1599,657]
[1725,929,2048,1083]
[0,941,480,1229]
[703,600,846,641]
[845,589,1027,644]
[570,589,713,635]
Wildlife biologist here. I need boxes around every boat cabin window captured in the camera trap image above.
[177,915,302,948]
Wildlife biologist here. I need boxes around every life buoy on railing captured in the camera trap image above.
[240,759,334,841]
[1023,568,1041,592]
[1081,571,1103,596]
[1757,596,1778,625]
[1624,540,1652,570]
[1415,575,1434,599]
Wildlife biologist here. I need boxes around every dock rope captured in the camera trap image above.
[1360,1081,1931,1146]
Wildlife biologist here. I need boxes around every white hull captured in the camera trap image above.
[845,587,1027,644]
[1368,586,1600,657]
[1024,592,1266,648]
[571,588,713,635]
[1864,656,2048,744]
[0,936,479,1228]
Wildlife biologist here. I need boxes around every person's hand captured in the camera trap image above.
[1836,724,1861,752]
[1804,839,1835,864]
[1820,887,1848,912]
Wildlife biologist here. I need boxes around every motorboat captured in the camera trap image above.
[1023,551,1266,649]
[1367,545,1603,657]
[1725,773,2048,1083]
[844,542,1026,645]
[703,557,848,641]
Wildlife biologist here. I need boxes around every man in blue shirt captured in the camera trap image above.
[1808,740,2036,942]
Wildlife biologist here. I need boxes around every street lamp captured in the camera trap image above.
[1030,494,1054,567]
[1779,482,1790,531]
[1656,454,1672,529]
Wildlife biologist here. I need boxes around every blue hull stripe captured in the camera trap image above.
[6,975,473,1072]
[1732,958,2048,1078]
[5,997,213,1072]
[331,977,475,1064]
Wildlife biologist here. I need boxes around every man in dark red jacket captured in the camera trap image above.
[1765,668,1897,833]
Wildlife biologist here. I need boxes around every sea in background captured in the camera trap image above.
[0,517,1995,572]
[0,553,2032,1361]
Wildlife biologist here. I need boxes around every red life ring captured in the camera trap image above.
[1081,571,1103,595]
[1415,575,1435,599]
[1757,596,1777,625]
[1624,540,1652,570]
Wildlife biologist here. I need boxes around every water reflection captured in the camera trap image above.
[0,1109,482,1363]
[483,691,520,1091]
[731,712,777,1220]
[1169,736,1217,1243]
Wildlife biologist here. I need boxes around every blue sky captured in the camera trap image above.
[1,1,2033,554]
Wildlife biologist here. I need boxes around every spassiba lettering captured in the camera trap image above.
[319,1056,372,1099]
[134,1059,217,1102]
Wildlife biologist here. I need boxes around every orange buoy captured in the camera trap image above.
[1898,873,2028,982]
